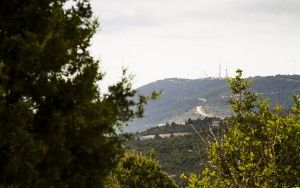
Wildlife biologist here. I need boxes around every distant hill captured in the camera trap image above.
[126,75,300,132]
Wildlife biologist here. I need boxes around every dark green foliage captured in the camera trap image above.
[129,135,205,187]
[104,152,178,188]
[136,117,223,136]
[0,0,154,187]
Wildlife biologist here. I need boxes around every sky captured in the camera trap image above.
[90,0,300,88]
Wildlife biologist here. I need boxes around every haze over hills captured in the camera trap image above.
[126,75,300,132]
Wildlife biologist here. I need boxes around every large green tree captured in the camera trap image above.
[185,70,300,187]
[0,0,154,187]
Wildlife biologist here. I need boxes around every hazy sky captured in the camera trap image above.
[90,0,300,88]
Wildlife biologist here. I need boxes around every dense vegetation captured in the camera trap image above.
[135,117,223,136]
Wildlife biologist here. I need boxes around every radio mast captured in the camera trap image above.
[219,61,222,78]
[225,69,228,78]
[293,60,296,75]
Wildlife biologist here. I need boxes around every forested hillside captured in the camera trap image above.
[128,75,300,132]
[127,117,225,186]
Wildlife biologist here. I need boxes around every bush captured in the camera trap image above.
[105,151,178,188]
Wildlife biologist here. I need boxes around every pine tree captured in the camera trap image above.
[0,0,153,187]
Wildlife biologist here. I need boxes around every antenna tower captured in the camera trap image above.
[293,60,296,75]
[225,69,228,78]
[219,61,222,78]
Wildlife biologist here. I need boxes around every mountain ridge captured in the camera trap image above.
[126,74,300,132]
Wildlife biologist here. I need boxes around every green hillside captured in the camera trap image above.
[128,75,300,132]
[127,117,225,186]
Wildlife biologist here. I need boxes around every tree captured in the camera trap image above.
[185,70,300,187]
[0,0,155,187]
[104,151,178,188]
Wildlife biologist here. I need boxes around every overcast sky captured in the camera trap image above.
[90,0,300,88]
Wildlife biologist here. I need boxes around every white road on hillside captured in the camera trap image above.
[196,106,211,117]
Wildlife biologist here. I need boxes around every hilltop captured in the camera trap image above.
[127,75,300,132]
